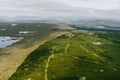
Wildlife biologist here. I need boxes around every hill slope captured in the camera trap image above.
[9,30,120,80]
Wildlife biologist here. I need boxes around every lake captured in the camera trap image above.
[0,36,23,48]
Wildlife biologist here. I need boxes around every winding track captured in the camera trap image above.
[80,45,116,70]
[65,39,70,54]
[81,45,105,61]
[0,32,68,80]
[44,49,54,80]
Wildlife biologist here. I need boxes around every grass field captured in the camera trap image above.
[9,30,120,80]
[0,22,72,80]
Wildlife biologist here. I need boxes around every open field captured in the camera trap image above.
[0,22,73,80]
[0,31,68,80]
[9,30,120,80]
[0,0,120,80]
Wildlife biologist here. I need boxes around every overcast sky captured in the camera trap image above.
[0,0,120,20]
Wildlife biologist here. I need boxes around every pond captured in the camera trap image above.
[19,31,33,34]
[0,36,23,48]
[0,29,6,31]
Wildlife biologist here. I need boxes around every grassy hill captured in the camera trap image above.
[9,30,120,80]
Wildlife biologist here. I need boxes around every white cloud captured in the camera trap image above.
[60,0,120,10]
[0,0,120,20]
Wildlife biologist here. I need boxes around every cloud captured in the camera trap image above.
[0,0,120,20]
[60,0,120,10]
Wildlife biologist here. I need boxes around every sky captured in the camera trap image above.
[0,0,120,20]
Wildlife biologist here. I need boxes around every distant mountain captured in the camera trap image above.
[0,16,120,27]
[0,16,43,20]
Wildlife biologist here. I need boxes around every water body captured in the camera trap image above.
[93,41,101,45]
[11,24,18,26]
[96,26,120,31]
[19,31,33,34]
[0,36,23,48]
[0,29,6,31]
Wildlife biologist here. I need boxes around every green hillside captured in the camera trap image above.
[9,30,120,80]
